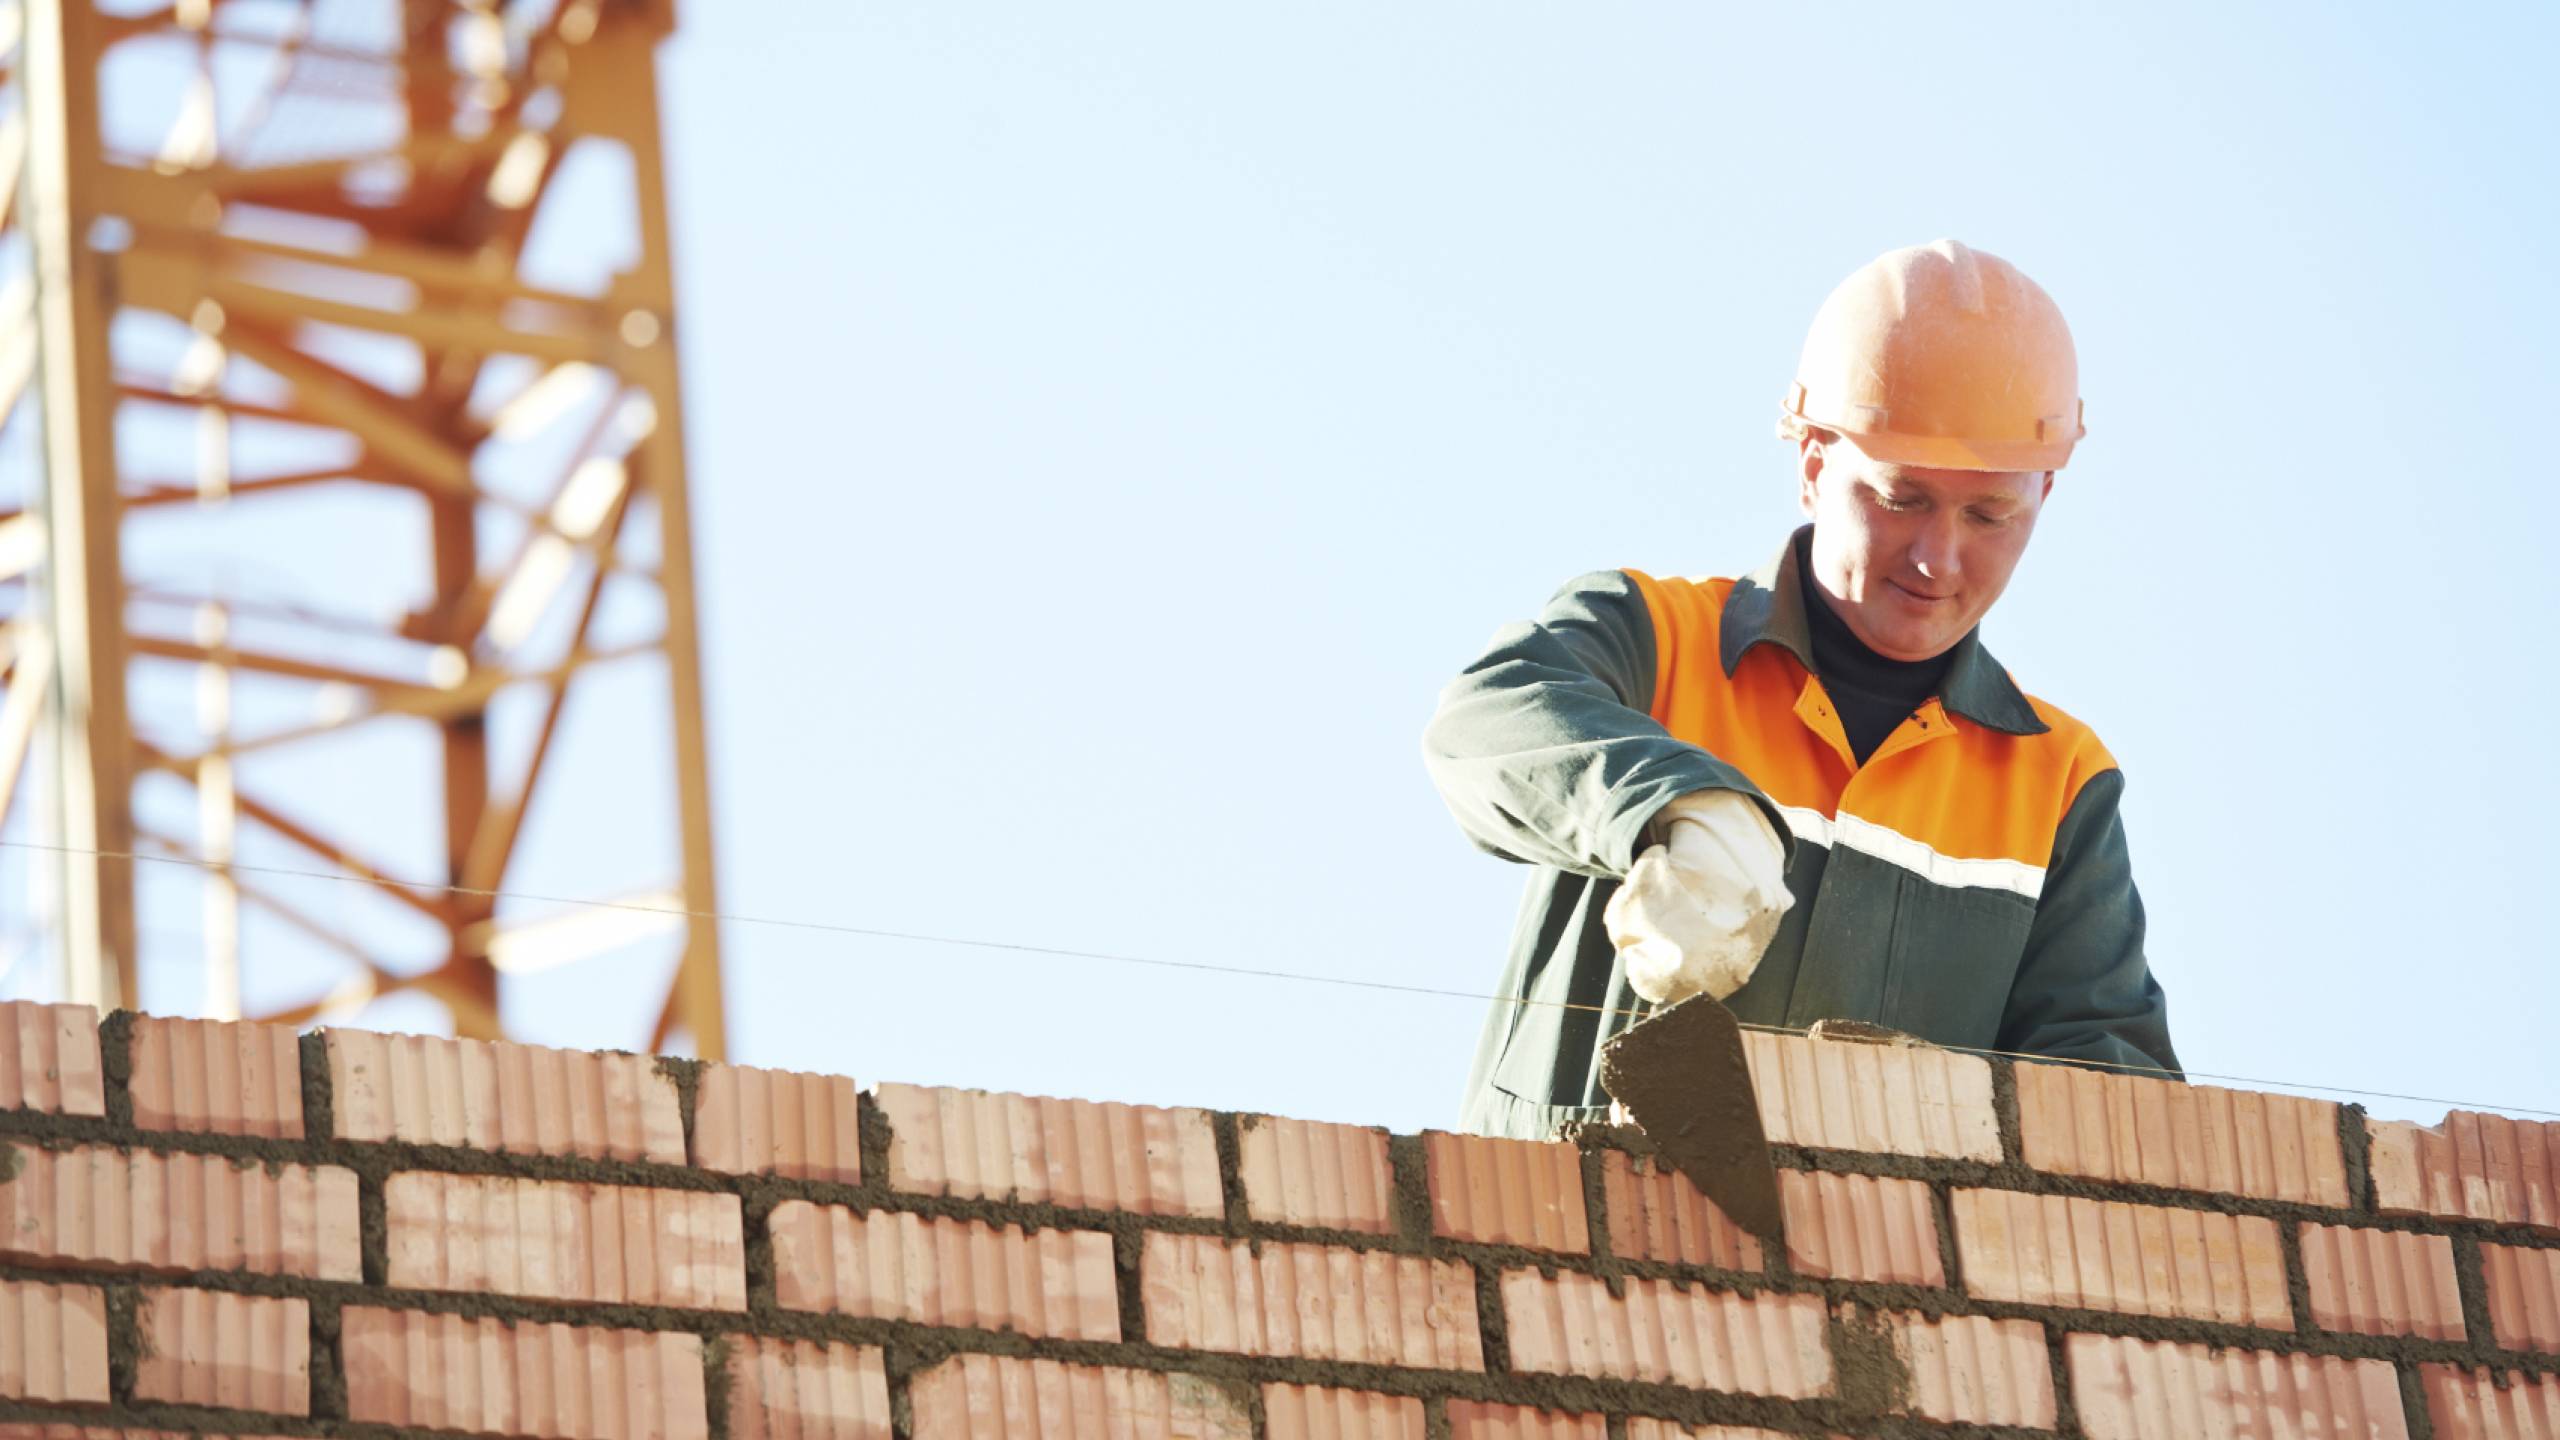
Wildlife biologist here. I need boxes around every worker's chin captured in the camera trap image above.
[1860,611,1964,663]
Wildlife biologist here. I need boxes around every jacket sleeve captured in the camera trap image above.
[1998,767,2182,1077]
[1421,570,1790,880]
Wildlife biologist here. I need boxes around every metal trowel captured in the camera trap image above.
[1598,993,1785,1245]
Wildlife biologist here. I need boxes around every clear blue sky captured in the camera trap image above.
[646,1,2557,1129]
[13,3,2555,1133]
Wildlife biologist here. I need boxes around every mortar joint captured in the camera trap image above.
[297,1029,334,1147]
[1388,1133,1432,1251]
[97,1009,136,1131]
[1211,1110,1250,1233]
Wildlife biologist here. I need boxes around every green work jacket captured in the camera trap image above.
[1426,528,2179,1140]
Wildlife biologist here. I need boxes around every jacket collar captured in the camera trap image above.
[1718,525,2049,737]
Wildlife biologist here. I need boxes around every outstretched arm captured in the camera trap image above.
[1422,570,1785,880]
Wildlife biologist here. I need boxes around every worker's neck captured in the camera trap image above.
[1796,530,1950,762]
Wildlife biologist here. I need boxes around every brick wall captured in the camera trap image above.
[0,1003,2555,1439]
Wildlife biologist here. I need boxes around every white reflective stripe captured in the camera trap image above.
[1777,804,1835,848]
[1771,805,2044,901]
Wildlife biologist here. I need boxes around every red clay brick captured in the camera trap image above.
[1951,1188,2289,1329]
[1835,1305,2052,1428]
[2298,1222,2464,1340]
[0,1143,359,1280]
[0,1278,108,1405]
[2484,1242,2560,1354]
[874,1083,1221,1217]
[2424,1365,2560,1438]
[341,1306,706,1440]
[1500,1270,1828,1396]
[2015,1063,2348,1206]
[0,1003,103,1116]
[2370,1112,2560,1233]
[1742,1029,1999,1160]
[1262,1384,1425,1440]
[134,1288,308,1414]
[907,1354,1251,1440]
[2067,1334,2407,1440]
[326,1029,684,1163]
[1621,1427,1810,1440]
[723,1337,890,1440]
[767,1203,1118,1339]
[128,1015,303,1139]
[384,1171,745,1310]
[1445,1403,1605,1440]
[691,1063,860,1184]
[1600,1150,1764,1271]
[1778,1171,1940,1285]
[1425,1131,1587,1253]
[1237,1116,1395,1234]
[1142,1234,1479,1370]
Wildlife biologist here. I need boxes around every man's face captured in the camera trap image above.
[1798,433,2054,662]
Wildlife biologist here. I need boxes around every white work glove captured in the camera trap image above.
[1604,789,1792,1006]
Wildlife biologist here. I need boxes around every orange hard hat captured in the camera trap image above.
[1780,239,2085,472]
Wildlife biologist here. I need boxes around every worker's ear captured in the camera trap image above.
[2038,471,2055,505]
[1796,433,1827,517]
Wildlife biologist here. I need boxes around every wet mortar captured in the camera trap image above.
[1598,995,1784,1245]
[654,1054,704,1162]
[1824,1306,1911,1417]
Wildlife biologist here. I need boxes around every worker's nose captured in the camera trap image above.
[1910,514,1962,583]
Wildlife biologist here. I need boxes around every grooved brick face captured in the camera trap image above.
[907,1354,1252,1440]
[1445,1402,1606,1440]
[1141,1234,1480,1370]
[1742,1030,2000,1160]
[1236,1116,1395,1234]
[134,1288,308,1414]
[341,1306,707,1440]
[2297,1222,2464,1340]
[1600,1150,1763,1271]
[385,1171,746,1310]
[0,1278,108,1405]
[723,1337,891,1440]
[2369,1112,2560,1232]
[0,1142,361,1280]
[767,1202,1120,1339]
[2483,1242,2560,1354]
[1261,1384,1424,1440]
[690,1063,861,1183]
[1777,1171,1940,1285]
[1622,1427,1815,1440]
[2066,1334,2409,1440]
[1951,1187,2290,1329]
[2014,1061,2349,1205]
[326,1029,685,1163]
[2424,1365,2560,1438]
[0,1002,105,1116]
[874,1083,1222,1217]
[1500,1270,1830,1397]
[1834,1306,2053,1428]
[128,1015,303,1138]
[1424,1131,1587,1253]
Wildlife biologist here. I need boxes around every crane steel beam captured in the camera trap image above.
[0,0,724,1056]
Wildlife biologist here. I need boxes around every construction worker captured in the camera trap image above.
[1427,239,2179,1140]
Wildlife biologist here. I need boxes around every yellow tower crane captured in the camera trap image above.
[0,0,725,1057]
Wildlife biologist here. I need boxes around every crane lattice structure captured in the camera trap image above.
[0,0,725,1056]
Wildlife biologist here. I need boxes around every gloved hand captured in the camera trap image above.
[1604,789,1792,1005]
